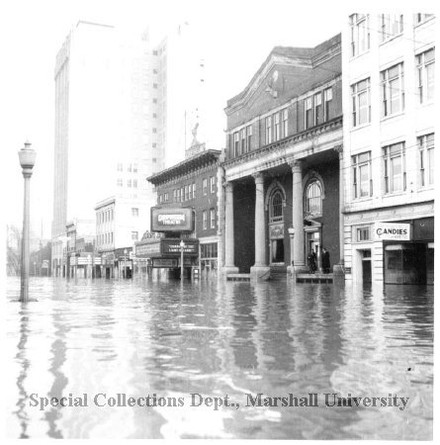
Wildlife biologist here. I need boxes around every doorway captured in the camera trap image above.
[361,250,372,285]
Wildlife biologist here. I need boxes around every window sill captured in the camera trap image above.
[349,50,370,62]
[380,111,405,123]
[383,191,407,198]
[414,17,435,29]
[351,122,371,133]
[379,33,404,47]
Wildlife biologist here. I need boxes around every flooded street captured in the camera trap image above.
[5,276,433,439]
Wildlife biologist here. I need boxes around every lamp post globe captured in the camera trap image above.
[18,141,36,303]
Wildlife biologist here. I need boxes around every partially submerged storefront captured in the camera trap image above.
[347,218,434,285]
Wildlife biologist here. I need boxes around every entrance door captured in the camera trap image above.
[361,250,372,285]
[271,239,284,263]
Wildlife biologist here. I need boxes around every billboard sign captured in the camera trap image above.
[151,207,194,232]
[161,239,199,256]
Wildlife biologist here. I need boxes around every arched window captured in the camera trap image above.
[305,180,322,216]
[270,190,284,222]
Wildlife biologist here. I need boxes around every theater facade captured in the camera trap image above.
[221,35,344,280]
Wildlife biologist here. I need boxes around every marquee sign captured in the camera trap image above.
[151,207,194,232]
[374,223,411,241]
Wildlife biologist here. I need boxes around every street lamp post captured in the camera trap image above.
[18,141,36,303]
[124,248,128,279]
[180,239,185,281]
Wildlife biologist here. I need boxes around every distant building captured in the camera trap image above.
[222,35,343,280]
[65,218,95,278]
[146,148,222,272]
[342,13,435,285]
[95,196,144,278]
[51,21,163,272]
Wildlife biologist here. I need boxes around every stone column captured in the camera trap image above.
[289,159,306,273]
[223,182,238,274]
[250,172,270,280]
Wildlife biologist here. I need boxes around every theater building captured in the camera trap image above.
[146,145,222,272]
[342,14,435,285]
[221,35,344,280]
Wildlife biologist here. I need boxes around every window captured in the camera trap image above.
[181,187,184,201]
[210,176,215,193]
[419,133,434,187]
[274,113,280,141]
[127,163,132,172]
[133,163,138,173]
[202,210,208,230]
[352,151,372,198]
[164,192,169,202]
[305,181,322,216]
[186,185,190,201]
[246,125,253,150]
[383,142,406,194]
[381,63,405,117]
[192,183,196,199]
[351,78,371,126]
[177,188,181,202]
[201,243,218,259]
[380,14,403,42]
[132,207,139,217]
[417,48,435,104]
[127,179,132,187]
[153,83,158,88]
[350,14,370,57]
[133,179,138,188]
[241,128,246,153]
[270,190,284,223]
[153,128,157,133]
[324,88,333,120]
[202,178,208,195]
[415,13,434,24]
[282,109,288,137]
[305,97,313,129]
[158,194,163,204]
[233,132,239,157]
[117,178,123,187]
[314,93,322,126]
[131,231,139,241]
[356,226,371,242]
[117,163,123,171]
[210,209,216,229]
[266,116,273,144]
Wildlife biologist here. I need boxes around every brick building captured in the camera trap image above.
[221,34,343,280]
[147,147,222,272]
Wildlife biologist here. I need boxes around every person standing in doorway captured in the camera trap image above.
[322,247,330,274]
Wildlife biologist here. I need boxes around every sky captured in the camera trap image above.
[0,0,436,243]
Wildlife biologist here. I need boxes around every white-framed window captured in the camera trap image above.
[324,87,333,121]
[131,231,138,241]
[185,185,189,201]
[117,178,123,187]
[192,183,196,199]
[181,187,184,201]
[132,207,139,217]
[351,78,371,126]
[352,151,372,199]
[314,93,322,126]
[380,14,404,42]
[210,209,216,229]
[417,48,435,104]
[117,163,123,172]
[270,190,284,223]
[176,188,181,202]
[164,192,168,202]
[133,179,138,188]
[241,128,246,153]
[210,176,215,193]
[350,14,370,57]
[202,210,208,230]
[246,125,253,149]
[282,109,288,137]
[381,63,405,117]
[266,116,273,144]
[202,178,208,195]
[305,181,322,216]
[274,112,280,141]
[356,226,371,242]
[305,96,313,128]
[133,163,138,173]
[383,142,406,194]
[418,133,434,187]
[127,179,132,187]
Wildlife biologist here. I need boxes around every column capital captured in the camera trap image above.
[224,181,234,193]
[333,144,343,158]
[287,158,303,172]
[252,171,265,184]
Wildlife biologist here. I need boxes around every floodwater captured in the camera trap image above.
[5,275,433,439]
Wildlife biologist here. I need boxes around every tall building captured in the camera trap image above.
[51,21,163,274]
[342,13,435,285]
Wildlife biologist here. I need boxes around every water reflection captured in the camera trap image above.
[6,276,433,439]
